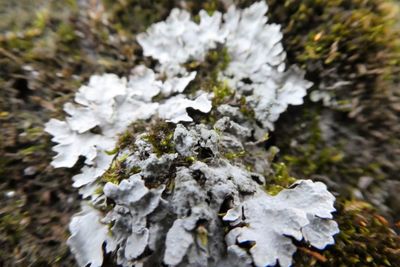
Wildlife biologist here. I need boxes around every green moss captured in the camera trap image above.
[224,150,246,161]
[203,0,219,15]
[56,23,77,43]
[100,153,140,185]
[265,162,297,195]
[212,81,233,106]
[185,46,231,90]
[266,0,400,138]
[19,143,48,157]
[267,0,400,73]
[0,200,28,248]
[206,46,231,76]
[239,96,256,119]
[144,121,176,157]
[293,199,400,266]
[184,156,196,165]
[102,0,173,33]
[115,121,147,151]
[274,105,386,193]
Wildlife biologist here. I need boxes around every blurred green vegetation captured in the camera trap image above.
[0,0,399,266]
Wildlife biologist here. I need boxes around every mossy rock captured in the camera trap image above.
[294,199,400,266]
[1,0,399,266]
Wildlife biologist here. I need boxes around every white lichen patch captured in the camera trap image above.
[223,180,339,267]
[159,93,212,123]
[45,2,338,267]
[45,67,210,192]
[67,205,110,267]
[64,119,338,267]
[137,9,227,74]
[139,1,312,129]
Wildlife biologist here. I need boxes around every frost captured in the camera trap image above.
[72,152,114,187]
[65,74,127,133]
[60,119,338,267]
[221,3,312,130]
[302,216,340,249]
[127,66,162,102]
[223,180,339,267]
[173,123,219,157]
[103,174,149,205]
[245,67,312,130]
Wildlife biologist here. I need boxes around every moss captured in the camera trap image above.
[100,153,141,186]
[0,206,27,246]
[273,103,388,197]
[239,96,256,119]
[212,81,233,106]
[184,46,231,97]
[206,46,231,79]
[114,121,147,151]
[265,162,297,195]
[196,224,209,247]
[144,121,176,157]
[266,0,400,78]
[184,156,196,165]
[266,0,400,147]
[223,150,246,161]
[293,199,400,266]
[102,0,175,33]
[56,23,77,43]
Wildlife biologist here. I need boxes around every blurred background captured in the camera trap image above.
[1,0,399,266]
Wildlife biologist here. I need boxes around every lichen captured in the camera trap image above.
[2,0,399,266]
[224,180,338,267]
[37,3,400,265]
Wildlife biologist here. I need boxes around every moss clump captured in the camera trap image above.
[101,154,132,185]
[114,121,148,151]
[206,46,231,81]
[274,105,386,194]
[266,0,400,83]
[281,112,345,177]
[144,121,176,157]
[102,0,174,33]
[0,200,28,248]
[265,162,297,195]
[212,81,234,106]
[266,0,400,146]
[223,150,246,161]
[239,96,256,119]
[293,199,400,266]
[185,46,231,96]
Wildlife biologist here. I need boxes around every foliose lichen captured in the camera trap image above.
[45,2,338,267]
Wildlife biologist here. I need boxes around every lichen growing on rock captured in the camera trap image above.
[44,2,339,267]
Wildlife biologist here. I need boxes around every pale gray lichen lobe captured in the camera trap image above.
[45,2,338,267]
